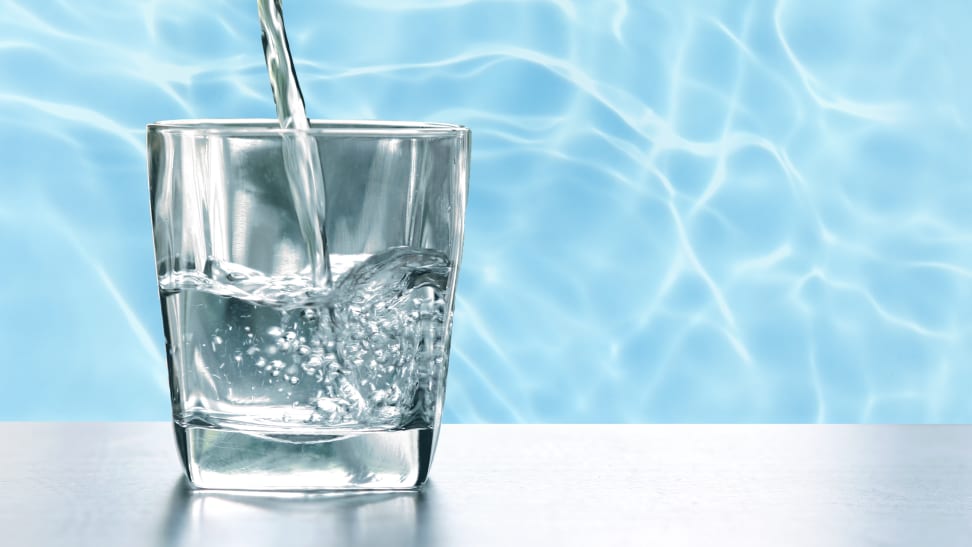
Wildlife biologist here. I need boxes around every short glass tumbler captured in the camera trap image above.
[147,120,469,491]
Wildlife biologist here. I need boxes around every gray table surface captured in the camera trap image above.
[1,424,970,546]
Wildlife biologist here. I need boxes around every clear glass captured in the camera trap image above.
[148,119,469,491]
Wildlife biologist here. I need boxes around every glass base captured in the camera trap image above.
[174,423,434,491]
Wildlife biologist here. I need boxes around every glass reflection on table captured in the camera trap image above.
[158,479,435,547]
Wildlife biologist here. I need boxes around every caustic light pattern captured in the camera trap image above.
[1,0,971,422]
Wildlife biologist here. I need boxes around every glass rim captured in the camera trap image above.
[148,118,469,137]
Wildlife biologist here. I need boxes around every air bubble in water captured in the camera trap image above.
[301,355,323,374]
[166,248,451,430]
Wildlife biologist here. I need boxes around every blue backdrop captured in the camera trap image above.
[1,0,971,422]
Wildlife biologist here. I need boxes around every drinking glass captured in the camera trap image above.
[147,119,469,490]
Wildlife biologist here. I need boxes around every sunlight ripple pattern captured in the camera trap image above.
[1,0,970,422]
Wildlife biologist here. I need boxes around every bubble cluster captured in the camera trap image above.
[195,248,451,429]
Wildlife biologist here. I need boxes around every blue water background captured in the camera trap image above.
[1,0,971,422]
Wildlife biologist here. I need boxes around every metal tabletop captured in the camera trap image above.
[0,424,970,546]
